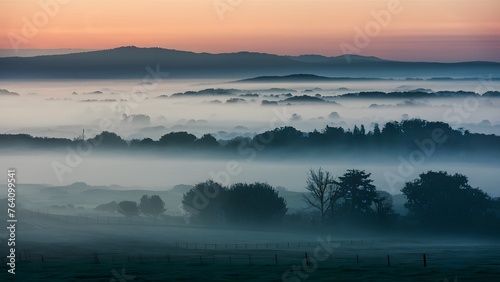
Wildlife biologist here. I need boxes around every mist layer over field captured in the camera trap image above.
[1,77,499,282]
[1,78,499,195]
[1,78,499,139]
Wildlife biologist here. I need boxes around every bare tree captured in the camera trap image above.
[303,168,343,222]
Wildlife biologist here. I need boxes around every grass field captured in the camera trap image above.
[1,210,499,281]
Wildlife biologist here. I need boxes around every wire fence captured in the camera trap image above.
[1,249,432,269]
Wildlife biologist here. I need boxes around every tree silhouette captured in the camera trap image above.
[88,131,127,147]
[303,168,343,222]
[225,182,287,225]
[337,169,377,218]
[373,123,381,136]
[373,191,395,223]
[182,180,226,224]
[139,194,166,217]
[159,131,197,147]
[118,201,139,218]
[194,134,219,148]
[402,171,492,228]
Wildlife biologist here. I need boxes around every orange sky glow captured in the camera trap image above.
[1,0,499,61]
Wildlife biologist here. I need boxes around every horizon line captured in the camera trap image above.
[1,46,499,64]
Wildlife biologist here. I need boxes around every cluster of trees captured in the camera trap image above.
[304,168,394,225]
[401,171,494,230]
[1,119,500,156]
[182,181,287,226]
[118,194,166,218]
[180,169,499,233]
[304,168,497,231]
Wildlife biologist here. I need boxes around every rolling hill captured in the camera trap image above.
[1,46,499,79]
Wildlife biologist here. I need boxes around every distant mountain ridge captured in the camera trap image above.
[236,74,387,82]
[0,46,499,79]
[236,74,500,83]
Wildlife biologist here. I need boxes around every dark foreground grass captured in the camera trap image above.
[2,247,499,281]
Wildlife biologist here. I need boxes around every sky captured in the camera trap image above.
[1,0,499,62]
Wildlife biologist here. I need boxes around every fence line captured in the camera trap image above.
[0,250,431,269]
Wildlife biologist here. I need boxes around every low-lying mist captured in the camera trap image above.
[1,79,499,140]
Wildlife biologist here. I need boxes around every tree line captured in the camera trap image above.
[101,168,499,234]
[116,194,166,218]
[180,169,499,234]
[1,119,500,157]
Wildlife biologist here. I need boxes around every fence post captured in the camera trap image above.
[387,255,390,267]
[423,253,427,267]
[305,252,310,266]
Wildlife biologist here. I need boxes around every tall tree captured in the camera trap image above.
[373,123,381,136]
[303,168,343,222]
[337,169,377,218]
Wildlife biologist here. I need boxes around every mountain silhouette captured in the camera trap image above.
[0,46,499,79]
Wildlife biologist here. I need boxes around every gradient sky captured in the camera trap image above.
[1,0,499,62]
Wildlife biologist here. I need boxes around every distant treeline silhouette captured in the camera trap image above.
[164,87,500,99]
[179,169,500,234]
[1,119,500,157]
